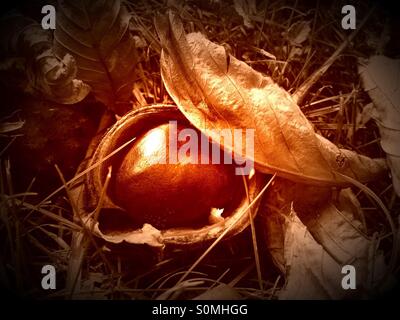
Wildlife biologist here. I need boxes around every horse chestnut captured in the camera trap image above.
[113,122,243,229]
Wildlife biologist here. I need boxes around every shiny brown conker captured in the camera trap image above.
[113,122,243,229]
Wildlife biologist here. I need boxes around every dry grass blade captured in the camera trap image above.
[38,136,136,207]
[54,165,114,298]
[169,174,276,298]
[0,136,17,159]
[293,4,376,104]
[90,166,113,230]
[150,270,206,295]
[12,199,80,230]
[269,275,281,299]
[241,174,263,291]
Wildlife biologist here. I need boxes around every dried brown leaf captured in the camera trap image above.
[286,20,311,46]
[356,102,374,130]
[305,189,385,289]
[0,13,90,104]
[278,208,344,299]
[265,188,387,299]
[359,55,400,196]
[233,0,257,29]
[155,11,386,186]
[54,0,138,115]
